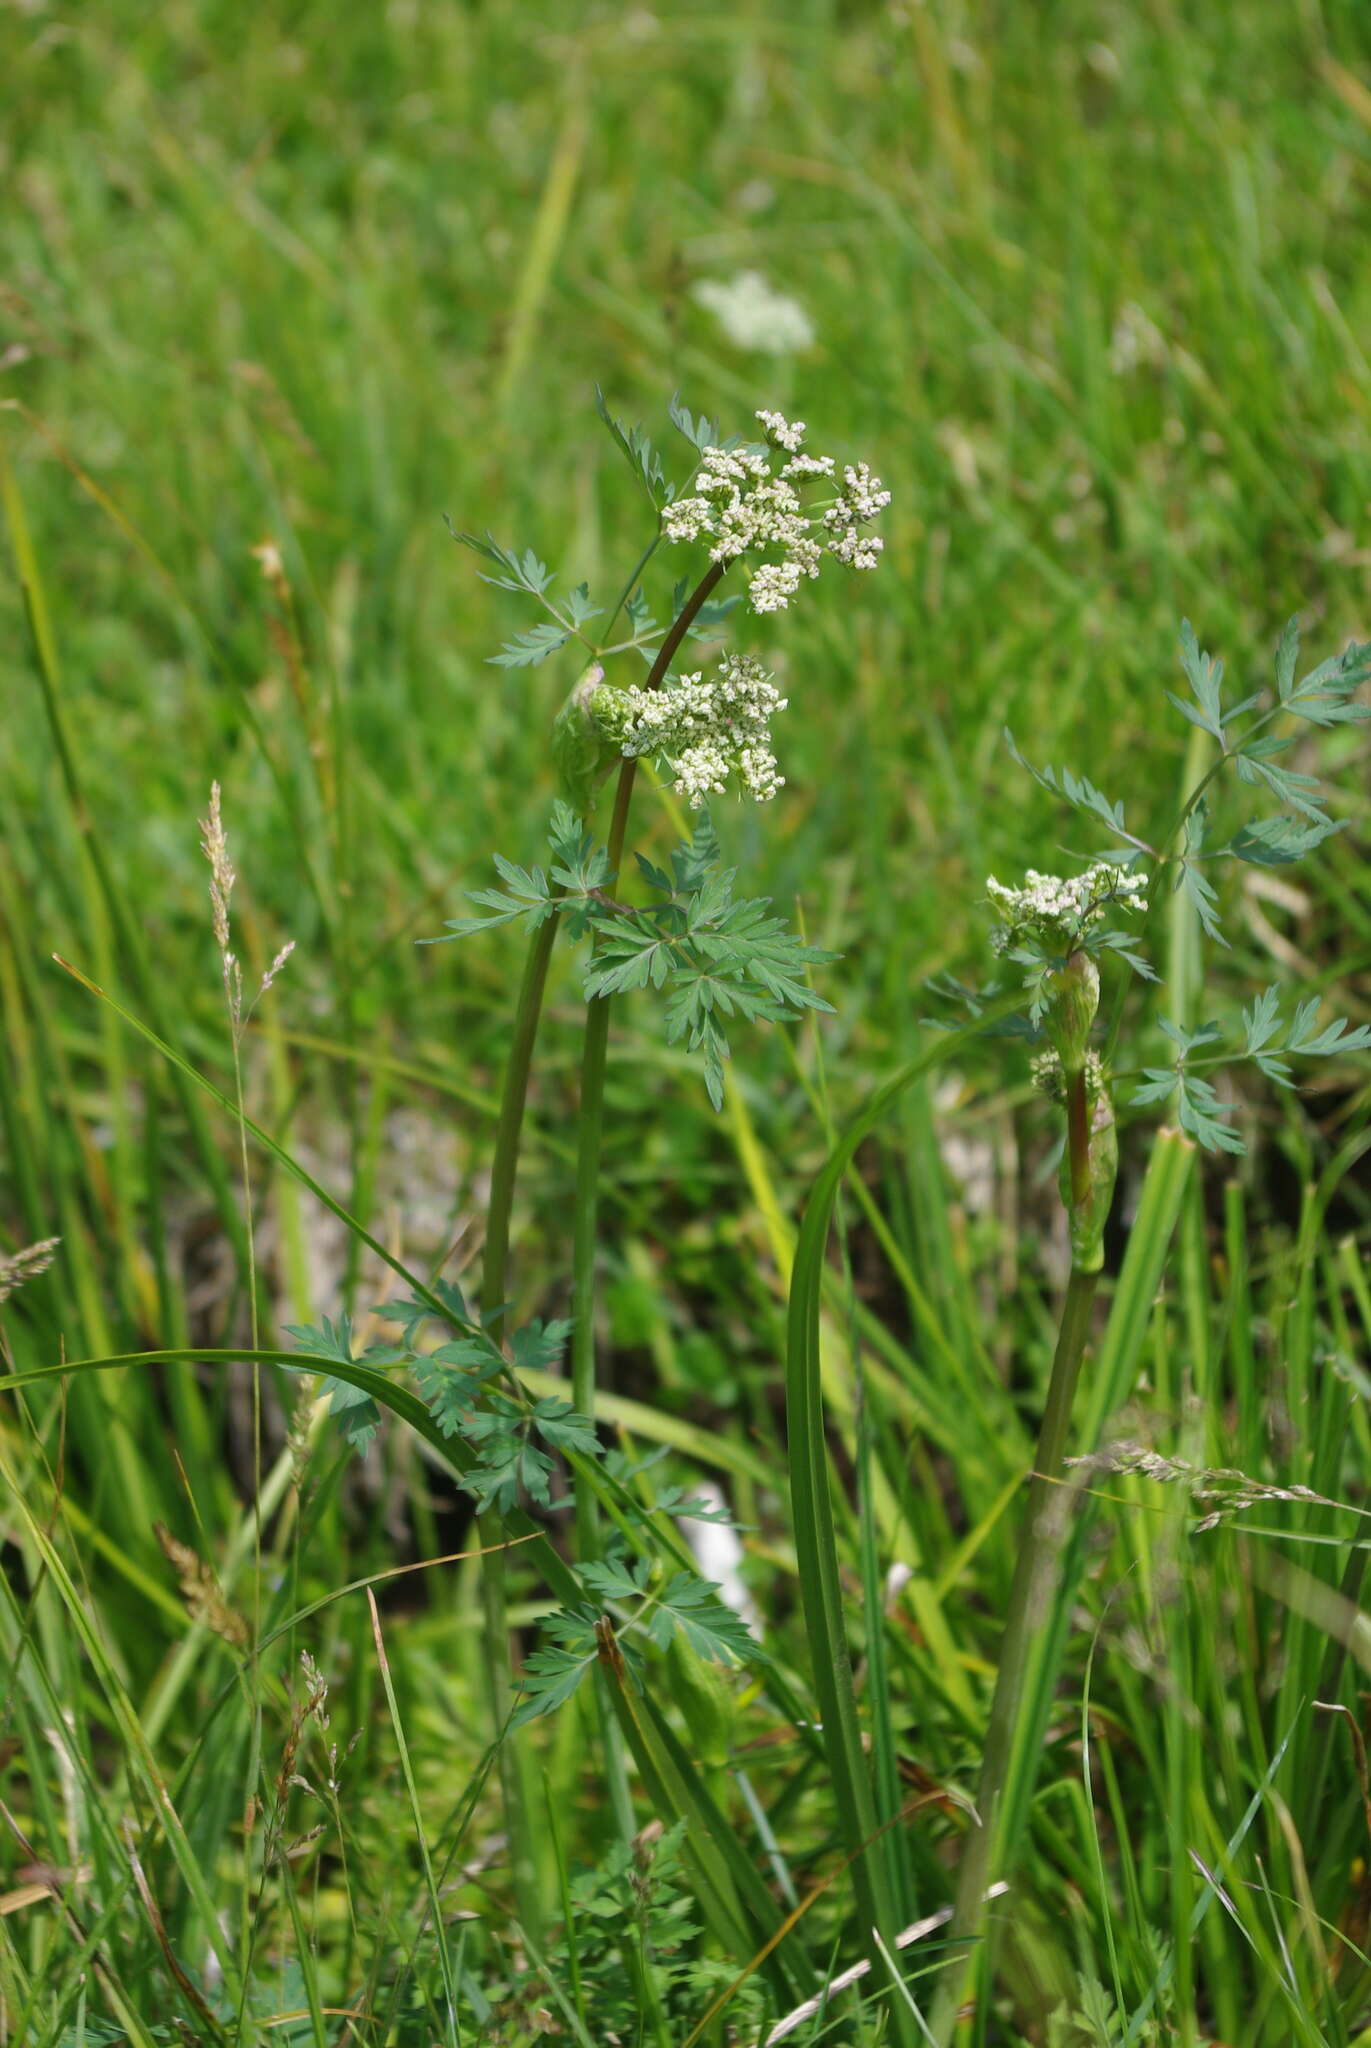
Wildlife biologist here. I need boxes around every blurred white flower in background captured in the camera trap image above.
[691,270,815,354]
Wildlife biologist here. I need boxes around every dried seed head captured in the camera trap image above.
[199,782,235,957]
[0,1236,60,1305]
[260,942,296,996]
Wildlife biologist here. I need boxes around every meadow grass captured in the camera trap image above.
[2,2,1371,2041]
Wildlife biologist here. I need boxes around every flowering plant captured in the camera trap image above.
[926,612,1371,2039]
[442,399,890,1106]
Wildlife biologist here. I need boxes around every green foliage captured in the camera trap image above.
[594,384,672,507]
[1003,734,1142,855]
[1131,1022,1247,1153]
[667,394,724,455]
[438,807,835,1110]
[586,823,836,1109]
[978,616,1371,1153]
[287,1286,604,1516]
[1131,994,1371,1150]
[512,1553,760,1727]
[280,1312,404,1451]
[534,1823,769,2043]
[445,526,603,667]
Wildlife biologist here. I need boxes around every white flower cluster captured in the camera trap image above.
[692,273,816,355]
[824,463,890,569]
[663,411,889,614]
[986,861,1146,954]
[600,652,788,808]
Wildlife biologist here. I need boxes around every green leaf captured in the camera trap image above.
[1096,928,1161,977]
[1286,1010,1371,1059]
[583,917,678,998]
[1002,731,1140,847]
[1233,749,1329,822]
[461,1413,556,1515]
[412,1343,502,1438]
[1158,1017,1224,1056]
[372,1280,466,1346]
[581,821,835,1110]
[532,1397,602,1456]
[446,524,555,597]
[1241,985,1282,1057]
[565,582,601,628]
[1228,815,1346,864]
[510,1608,602,1726]
[594,386,668,504]
[647,1571,761,1664]
[547,806,614,901]
[1176,1073,1245,1155]
[282,1316,383,1451]
[581,1556,651,1605]
[511,1316,574,1374]
[684,592,743,638]
[1176,857,1227,948]
[1176,619,1226,736]
[1274,615,1300,702]
[668,393,722,454]
[1284,638,1371,726]
[1165,689,1224,740]
[1131,1070,1179,1109]
[429,852,557,939]
[651,1486,737,1523]
[488,621,574,669]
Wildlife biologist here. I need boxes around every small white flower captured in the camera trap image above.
[755,409,807,452]
[1109,301,1168,377]
[692,273,815,354]
[781,452,835,479]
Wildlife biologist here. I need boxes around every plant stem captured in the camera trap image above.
[567,563,726,1834]
[472,894,562,1942]
[473,557,729,1917]
[929,1262,1100,2045]
[569,556,727,1549]
[482,912,561,1333]
[1064,1066,1091,1210]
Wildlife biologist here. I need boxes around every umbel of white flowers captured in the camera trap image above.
[591,653,787,807]
[986,860,1146,954]
[663,410,891,614]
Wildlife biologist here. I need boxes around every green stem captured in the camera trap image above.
[482,911,561,1332]
[570,759,636,1557]
[473,876,562,1942]
[569,556,727,1546]
[1064,1065,1091,1211]
[930,1262,1100,2045]
[568,563,727,1835]
[474,557,729,1917]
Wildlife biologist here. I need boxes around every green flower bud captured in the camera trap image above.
[663,1631,736,1775]
[550,664,621,814]
[1044,948,1100,1074]
[1059,1085,1118,1273]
